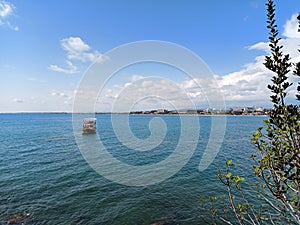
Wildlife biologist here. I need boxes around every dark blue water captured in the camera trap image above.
[0,114,264,224]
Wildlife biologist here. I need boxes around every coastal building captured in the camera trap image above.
[129,106,268,116]
[156,109,169,114]
[244,106,254,114]
[254,107,265,115]
[232,107,244,115]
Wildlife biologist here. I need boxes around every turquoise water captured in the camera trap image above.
[0,114,264,224]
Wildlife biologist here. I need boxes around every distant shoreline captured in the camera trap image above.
[0,112,268,117]
[0,107,270,116]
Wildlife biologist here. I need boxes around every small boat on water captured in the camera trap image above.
[82,118,97,134]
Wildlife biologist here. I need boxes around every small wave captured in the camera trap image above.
[45,136,71,141]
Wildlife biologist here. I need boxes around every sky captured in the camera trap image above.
[0,0,300,112]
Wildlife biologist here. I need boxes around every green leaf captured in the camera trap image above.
[225,173,233,179]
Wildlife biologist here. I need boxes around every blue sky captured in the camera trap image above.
[0,0,299,112]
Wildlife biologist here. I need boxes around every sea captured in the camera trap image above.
[0,113,265,225]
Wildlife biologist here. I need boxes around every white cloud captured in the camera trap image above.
[61,37,90,53]
[50,90,74,108]
[60,93,67,97]
[51,91,68,98]
[247,42,269,52]
[0,1,14,18]
[0,1,18,31]
[6,20,18,30]
[49,37,103,74]
[13,98,23,103]
[26,77,46,83]
[215,56,271,103]
[60,37,102,62]
[283,13,300,38]
[49,60,79,74]
[95,75,208,112]
[131,75,145,82]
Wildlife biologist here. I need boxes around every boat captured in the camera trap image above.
[82,118,97,134]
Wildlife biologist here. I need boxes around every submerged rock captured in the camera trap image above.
[1,213,35,225]
[150,221,172,225]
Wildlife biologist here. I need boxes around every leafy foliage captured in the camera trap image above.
[294,12,300,101]
[200,1,300,224]
[251,1,300,222]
